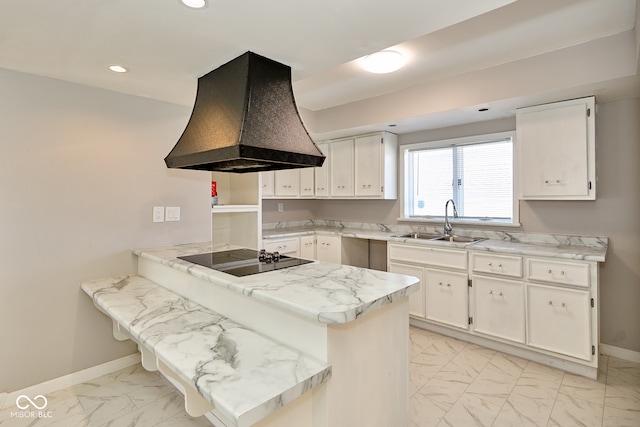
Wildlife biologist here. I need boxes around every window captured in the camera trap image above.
[402,132,517,224]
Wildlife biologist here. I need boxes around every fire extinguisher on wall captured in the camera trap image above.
[211,181,218,207]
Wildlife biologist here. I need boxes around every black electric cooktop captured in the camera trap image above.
[177,249,313,277]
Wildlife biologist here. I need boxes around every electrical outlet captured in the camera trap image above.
[166,206,181,221]
[278,202,284,213]
[153,207,164,223]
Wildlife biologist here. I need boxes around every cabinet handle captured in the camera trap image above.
[547,269,566,276]
[488,290,503,296]
[488,262,503,268]
[548,300,566,308]
[438,282,451,287]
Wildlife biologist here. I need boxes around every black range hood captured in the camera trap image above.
[164,51,325,173]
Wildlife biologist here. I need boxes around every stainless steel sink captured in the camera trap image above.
[393,233,440,240]
[429,235,486,244]
[393,233,485,244]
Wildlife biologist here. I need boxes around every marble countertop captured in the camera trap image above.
[263,225,607,262]
[81,275,331,427]
[133,242,420,324]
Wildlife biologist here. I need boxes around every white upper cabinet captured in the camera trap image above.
[354,133,398,199]
[355,134,380,197]
[517,96,596,200]
[261,171,274,197]
[328,131,397,199]
[274,169,300,197]
[261,132,397,200]
[261,168,315,199]
[300,168,315,197]
[330,138,355,197]
[314,142,330,197]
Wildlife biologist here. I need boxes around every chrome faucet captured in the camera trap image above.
[444,199,458,236]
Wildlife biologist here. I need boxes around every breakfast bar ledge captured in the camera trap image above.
[83,242,420,427]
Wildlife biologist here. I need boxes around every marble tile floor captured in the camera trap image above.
[1,326,638,427]
[409,326,640,427]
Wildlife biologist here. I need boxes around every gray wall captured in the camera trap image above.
[264,98,640,353]
[0,69,212,392]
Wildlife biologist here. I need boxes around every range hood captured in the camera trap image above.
[164,51,325,173]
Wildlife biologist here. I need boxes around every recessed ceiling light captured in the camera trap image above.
[181,0,206,8]
[108,65,128,73]
[362,50,405,74]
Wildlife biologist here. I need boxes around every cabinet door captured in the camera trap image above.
[517,97,595,199]
[300,168,315,197]
[274,169,299,197]
[425,269,468,329]
[316,235,341,264]
[314,142,330,197]
[389,262,425,319]
[473,276,525,343]
[300,235,316,260]
[261,171,274,197]
[355,134,382,197]
[526,283,591,360]
[330,139,354,197]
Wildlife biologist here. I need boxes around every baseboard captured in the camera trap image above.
[1,353,140,410]
[600,343,640,364]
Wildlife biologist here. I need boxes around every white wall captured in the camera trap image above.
[0,69,211,392]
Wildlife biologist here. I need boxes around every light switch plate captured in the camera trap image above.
[165,206,181,221]
[153,207,164,223]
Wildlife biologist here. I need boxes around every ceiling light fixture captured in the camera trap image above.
[181,0,207,8]
[108,65,128,73]
[362,50,405,74]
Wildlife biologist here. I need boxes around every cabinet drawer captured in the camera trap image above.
[473,276,525,343]
[263,238,299,255]
[527,258,590,287]
[471,253,522,277]
[388,244,467,270]
[526,284,592,361]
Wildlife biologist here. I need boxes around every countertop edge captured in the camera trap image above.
[132,242,421,325]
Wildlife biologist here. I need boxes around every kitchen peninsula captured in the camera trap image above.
[82,242,420,427]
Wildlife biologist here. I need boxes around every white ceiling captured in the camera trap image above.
[1,0,638,139]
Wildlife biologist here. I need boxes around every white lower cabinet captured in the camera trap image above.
[388,243,468,329]
[425,268,468,329]
[262,237,300,257]
[473,276,525,343]
[391,243,600,378]
[300,235,316,260]
[526,283,592,360]
[316,235,341,264]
